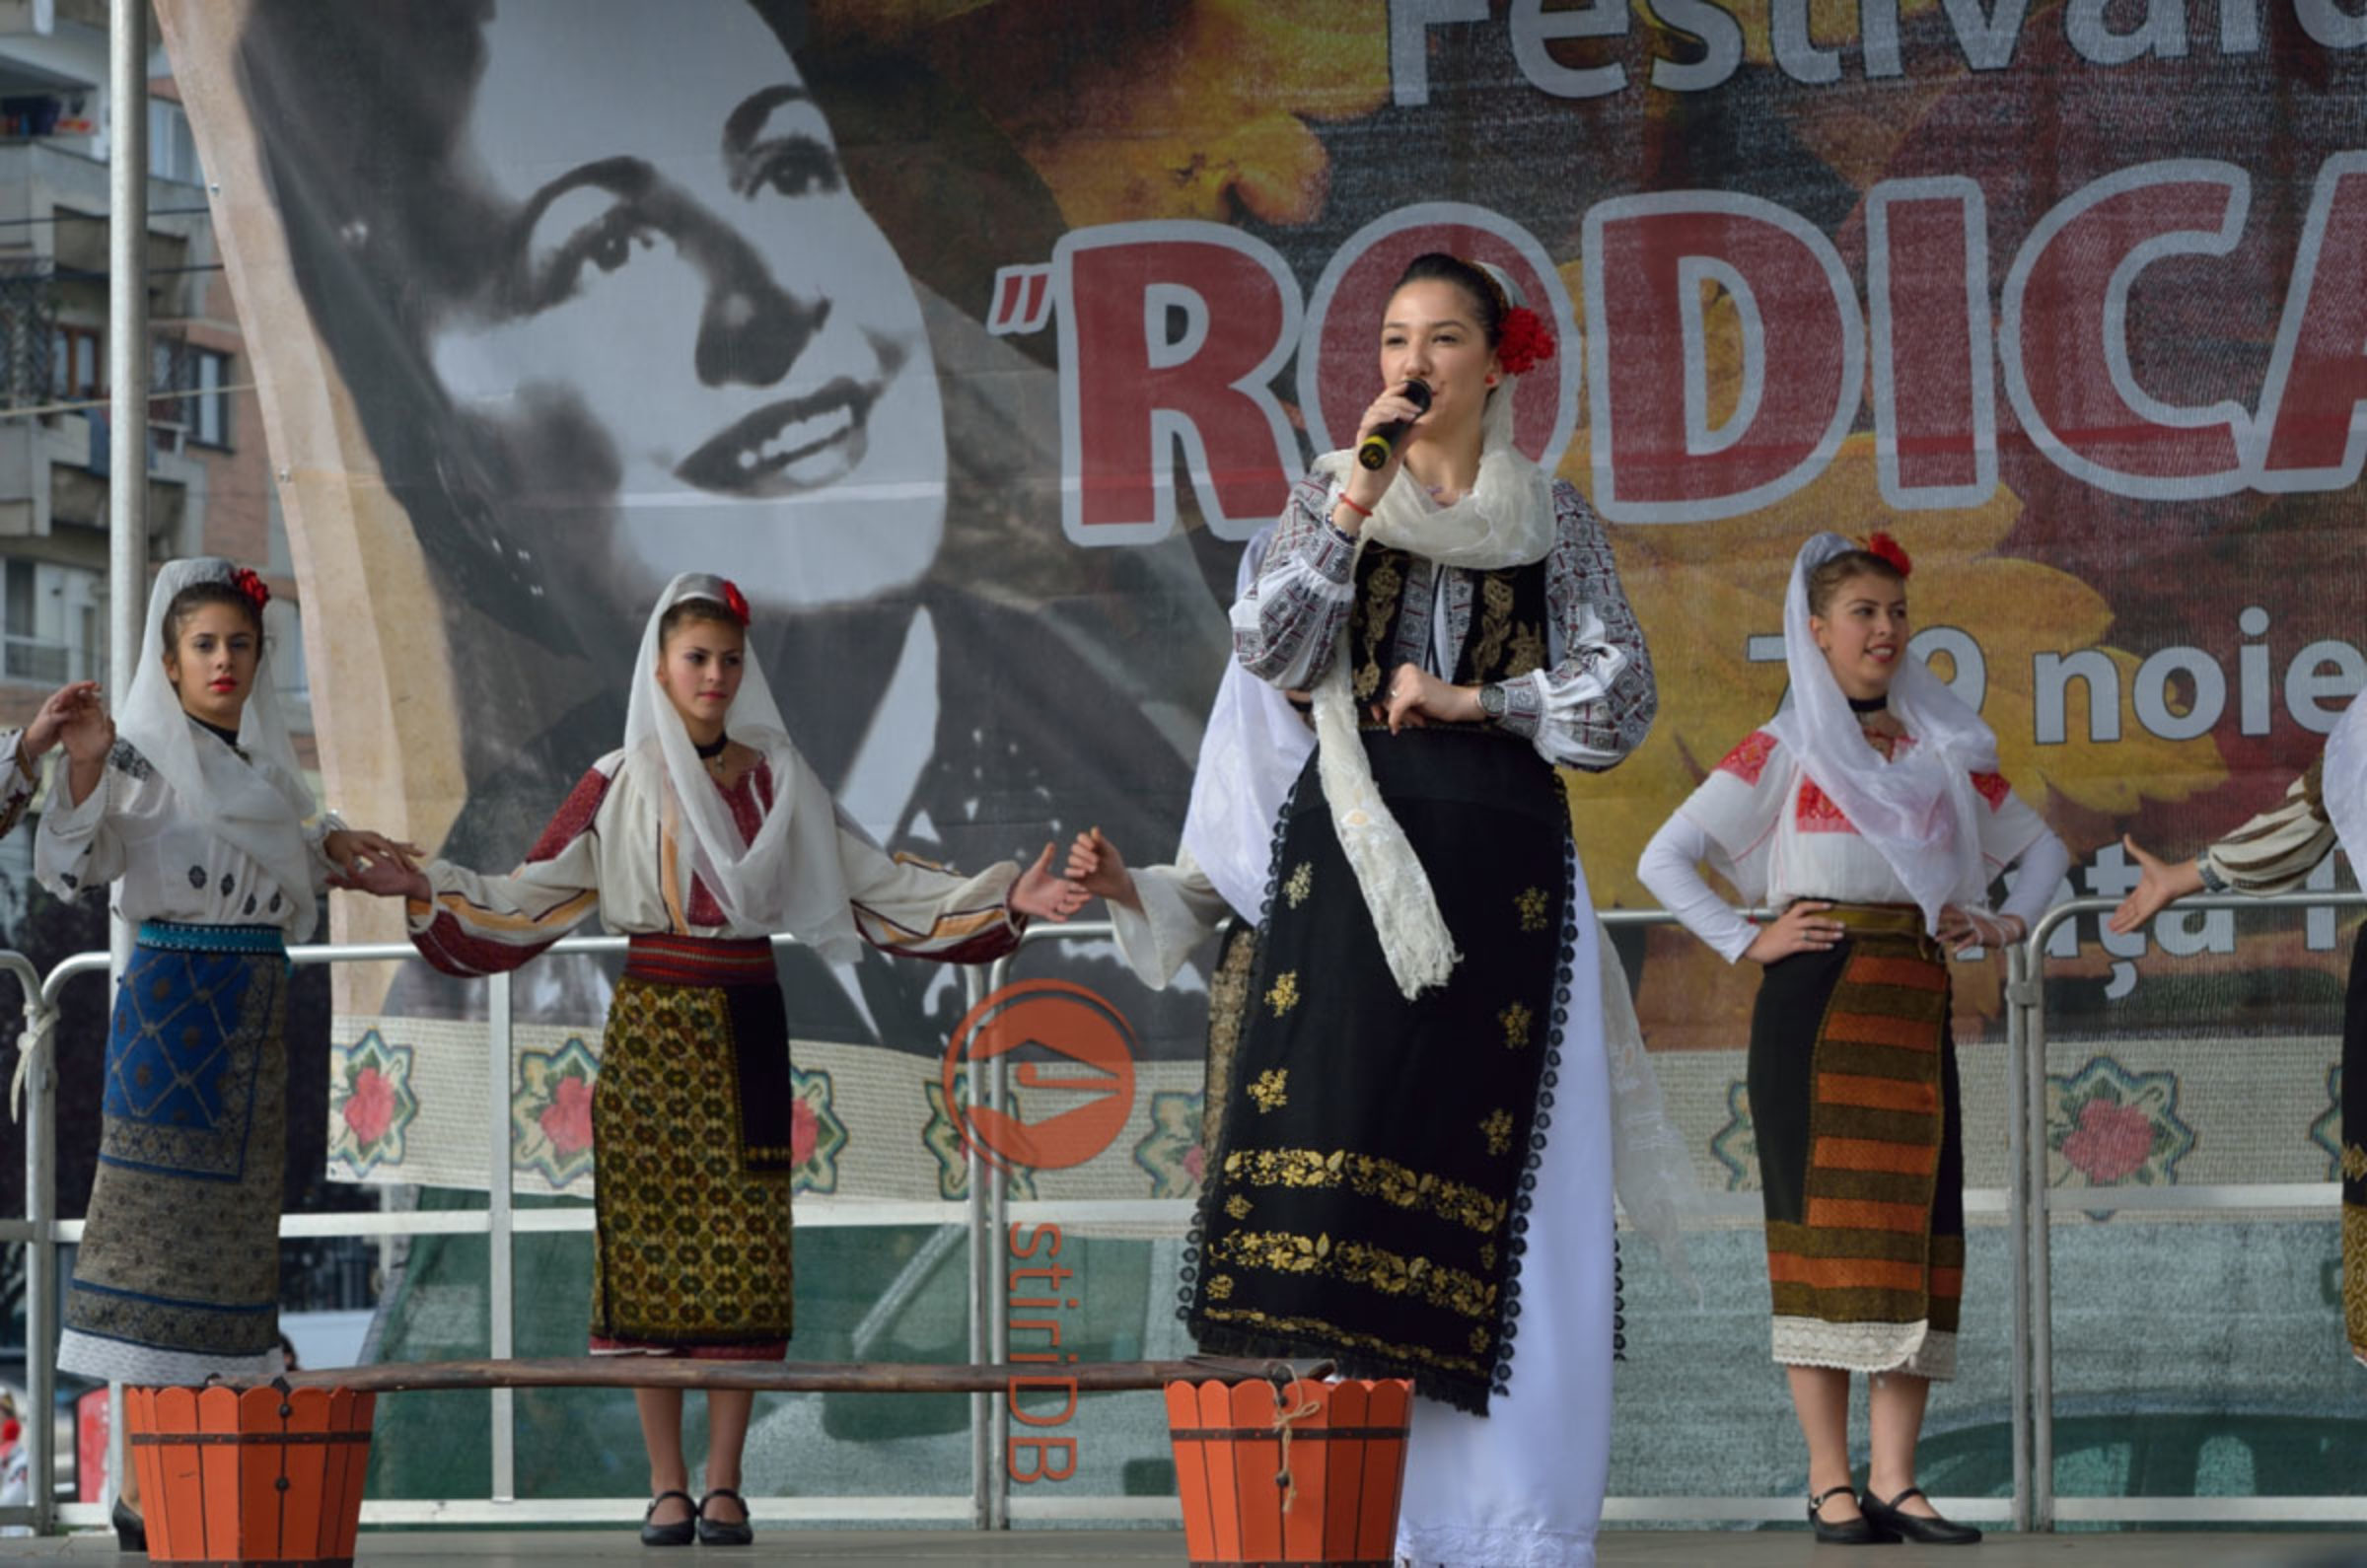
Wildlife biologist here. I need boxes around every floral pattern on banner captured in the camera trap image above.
[1132,1089,1206,1199]
[788,1066,849,1195]
[921,1070,1038,1202]
[511,1035,601,1190]
[2309,1062,2346,1181]
[330,1031,418,1179]
[2045,1055,2195,1197]
[1709,1079,1758,1191]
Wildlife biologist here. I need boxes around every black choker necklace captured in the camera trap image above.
[693,733,729,761]
[1847,694,1890,715]
[189,714,242,748]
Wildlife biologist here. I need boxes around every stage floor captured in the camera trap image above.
[6,1530,2367,1564]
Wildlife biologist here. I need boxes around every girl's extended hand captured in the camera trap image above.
[2106,833,2204,935]
[1065,827,1140,911]
[1011,843,1090,923]
[57,687,114,767]
[1743,900,1844,964]
[1377,661,1480,734]
[24,680,102,760]
[323,828,424,876]
[1336,381,1426,524]
[330,854,431,902]
[1938,904,2025,955]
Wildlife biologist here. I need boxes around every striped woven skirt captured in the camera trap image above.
[1748,904,1963,1380]
[59,922,290,1386]
[588,933,797,1359]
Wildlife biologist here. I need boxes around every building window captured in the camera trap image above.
[190,349,231,448]
[50,324,101,401]
[148,101,203,187]
[0,558,103,686]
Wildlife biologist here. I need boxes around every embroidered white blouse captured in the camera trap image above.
[405,744,1026,975]
[0,730,34,841]
[36,735,339,934]
[1639,727,2069,962]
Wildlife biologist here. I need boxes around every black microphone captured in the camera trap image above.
[1356,378,1431,470]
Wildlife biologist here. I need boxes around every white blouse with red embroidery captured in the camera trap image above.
[1639,726,2066,962]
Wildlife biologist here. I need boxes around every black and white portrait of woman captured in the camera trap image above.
[219,0,1222,1051]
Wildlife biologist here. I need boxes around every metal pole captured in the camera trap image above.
[964,965,989,1531]
[2002,942,2034,1533]
[986,952,1014,1532]
[487,971,516,1503]
[101,2,147,1530]
[24,1003,55,1533]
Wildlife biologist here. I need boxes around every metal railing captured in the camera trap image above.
[2,890,2361,1535]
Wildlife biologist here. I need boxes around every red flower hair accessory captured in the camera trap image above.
[230,566,271,612]
[1494,306,1557,379]
[719,579,751,626]
[1864,531,1912,578]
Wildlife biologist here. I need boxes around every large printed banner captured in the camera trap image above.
[156,1,2367,1197]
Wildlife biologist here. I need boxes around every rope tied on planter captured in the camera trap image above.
[1269,1388,1325,1514]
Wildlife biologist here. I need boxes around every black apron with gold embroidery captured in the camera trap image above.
[1184,547,1568,1416]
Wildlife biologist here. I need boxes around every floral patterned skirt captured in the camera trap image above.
[1748,913,1963,1380]
[1183,728,1574,1416]
[588,966,796,1358]
[60,931,289,1386]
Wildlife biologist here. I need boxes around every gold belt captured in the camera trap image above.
[1812,903,1927,937]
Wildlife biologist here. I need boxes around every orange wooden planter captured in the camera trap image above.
[124,1384,375,1566]
[1166,1375,1411,1568]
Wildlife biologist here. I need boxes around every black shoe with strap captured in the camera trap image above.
[641,1489,697,1547]
[697,1486,755,1547]
[1861,1486,1983,1545]
[1808,1482,1897,1545]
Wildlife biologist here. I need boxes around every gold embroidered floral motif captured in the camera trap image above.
[1249,1069,1289,1112]
[1470,1326,1492,1355]
[1352,554,1406,703]
[1225,1193,1253,1220]
[1210,1228,1498,1319]
[2345,1203,2366,1363]
[1470,574,1516,677]
[1500,1002,1534,1049]
[1266,971,1300,1016]
[1506,622,1545,680]
[2343,1143,2367,1183]
[1480,1108,1515,1157]
[1285,862,1314,908]
[1205,1274,1236,1302]
[1478,1243,1497,1271]
[1219,1146,1509,1235]
[1516,887,1550,933]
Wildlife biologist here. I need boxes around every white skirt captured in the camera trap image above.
[1395,892,1614,1568]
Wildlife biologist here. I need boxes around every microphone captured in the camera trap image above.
[1356,379,1431,470]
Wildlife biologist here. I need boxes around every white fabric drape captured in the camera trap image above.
[619,572,863,962]
[1760,532,2001,935]
[2323,693,2367,877]
[114,558,322,940]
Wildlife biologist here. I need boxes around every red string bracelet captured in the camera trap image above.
[1335,491,1373,519]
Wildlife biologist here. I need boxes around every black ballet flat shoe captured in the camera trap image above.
[1808,1482,1896,1544]
[696,1486,754,1547]
[1861,1486,1983,1545]
[111,1495,147,1553]
[640,1489,697,1547]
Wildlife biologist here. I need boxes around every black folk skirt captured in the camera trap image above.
[1183,727,1576,1415]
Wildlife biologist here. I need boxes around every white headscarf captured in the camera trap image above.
[2322,693,2367,875]
[621,572,861,962]
[1297,263,1558,997]
[117,558,323,940]
[1763,532,2000,933]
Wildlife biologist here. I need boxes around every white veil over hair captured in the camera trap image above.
[1762,532,2000,934]
[620,572,862,962]
[116,557,323,940]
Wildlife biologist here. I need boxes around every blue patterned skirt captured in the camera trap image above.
[58,923,289,1386]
